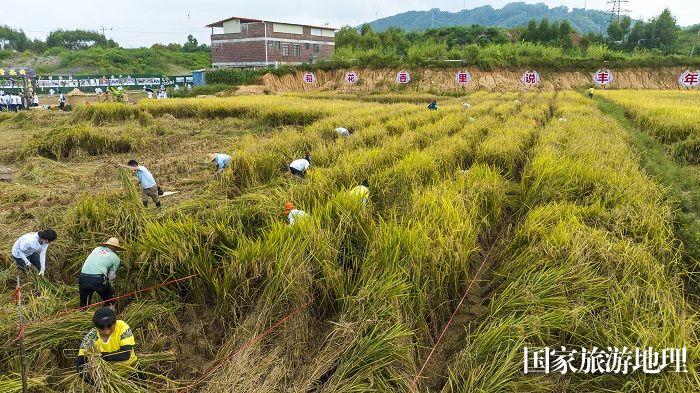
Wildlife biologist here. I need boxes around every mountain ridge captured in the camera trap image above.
[367,2,612,34]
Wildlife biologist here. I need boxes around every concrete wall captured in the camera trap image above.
[223,19,241,34]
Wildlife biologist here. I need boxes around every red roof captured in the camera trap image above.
[206,16,336,30]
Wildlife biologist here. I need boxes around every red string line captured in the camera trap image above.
[408,227,504,392]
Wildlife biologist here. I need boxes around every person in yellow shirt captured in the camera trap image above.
[349,179,370,205]
[588,87,595,98]
[76,307,138,384]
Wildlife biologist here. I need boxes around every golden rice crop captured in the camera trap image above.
[1,91,697,393]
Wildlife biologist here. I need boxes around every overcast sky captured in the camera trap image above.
[7,0,700,48]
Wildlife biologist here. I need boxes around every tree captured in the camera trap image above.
[559,20,574,49]
[182,35,199,52]
[580,32,606,49]
[607,16,632,49]
[46,29,117,50]
[0,25,29,51]
[537,19,551,42]
[335,26,362,49]
[522,19,538,42]
[625,21,649,50]
[650,8,678,53]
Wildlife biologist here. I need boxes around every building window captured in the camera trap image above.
[275,41,281,50]
[282,44,289,56]
[305,43,310,50]
[293,44,301,57]
[268,40,274,48]
[313,44,320,54]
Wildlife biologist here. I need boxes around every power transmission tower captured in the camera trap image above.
[99,25,113,37]
[607,0,630,22]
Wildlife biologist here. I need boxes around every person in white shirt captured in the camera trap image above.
[11,229,58,276]
[289,154,311,179]
[335,127,350,137]
[31,93,39,107]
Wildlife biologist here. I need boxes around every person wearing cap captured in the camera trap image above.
[349,180,370,205]
[118,159,161,207]
[284,202,307,225]
[289,154,311,179]
[11,229,57,276]
[335,127,350,137]
[208,153,232,175]
[77,307,138,385]
[78,238,125,308]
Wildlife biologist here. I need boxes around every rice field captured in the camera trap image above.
[0,91,698,392]
[601,90,700,164]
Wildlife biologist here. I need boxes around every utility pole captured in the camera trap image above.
[16,277,28,393]
[607,0,630,22]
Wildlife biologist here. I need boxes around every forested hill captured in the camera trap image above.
[368,2,612,34]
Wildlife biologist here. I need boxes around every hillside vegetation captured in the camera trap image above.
[368,3,611,34]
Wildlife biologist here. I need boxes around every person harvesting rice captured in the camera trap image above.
[207,153,232,176]
[284,202,307,225]
[289,154,311,179]
[119,160,161,207]
[11,229,57,277]
[335,127,350,137]
[349,180,370,205]
[78,238,126,308]
[77,307,140,385]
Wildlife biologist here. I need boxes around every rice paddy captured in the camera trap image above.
[0,91,697,392]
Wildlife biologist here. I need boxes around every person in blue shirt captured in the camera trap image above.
[428,100,438,110]
[119,160,161,207]
[208,153,232,176]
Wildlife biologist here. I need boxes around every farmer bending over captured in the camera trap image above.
[11,229,57,277]
[335,127,350,137]
[284,202,307,225]
[79,238,125,308]
[349,180,370,205]
[119,160,161,207]
[289,155,311,179]
[77,307,139,385]
[208,153,232,175]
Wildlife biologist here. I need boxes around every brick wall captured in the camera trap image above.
[211,21,335,65]
[212,41,267,64]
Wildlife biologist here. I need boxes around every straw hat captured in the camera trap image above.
[284,202,295,215]
[101,237,125,251]
[207,153,218,163]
